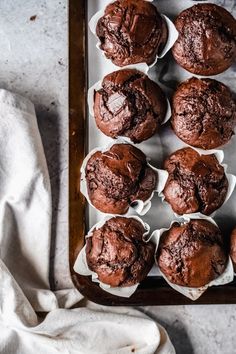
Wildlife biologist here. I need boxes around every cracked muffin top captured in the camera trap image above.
[230,227,236,272]
[172,3,236,75]
[157,219,227,288]
[171,77,236,149]
[85,143,157,215]
[94,69,167,143]
[96,0,168,66]
[163,147,228,216]
[86,216,155,287]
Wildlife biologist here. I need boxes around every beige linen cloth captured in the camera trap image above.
[0,89,175,354]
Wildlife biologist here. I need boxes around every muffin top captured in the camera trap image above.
[163,148,228,216]
[171,77,236,149]
[172,3,236,75]
[85,143,157,214]
[157,219,227,288]
[86,216,155,287]
[94,69,167,143]
[230,227,236,272]
[96,0,168,66]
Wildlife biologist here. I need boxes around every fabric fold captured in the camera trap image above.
[0,89,175,354]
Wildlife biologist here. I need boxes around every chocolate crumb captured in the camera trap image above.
[30,15,37,21]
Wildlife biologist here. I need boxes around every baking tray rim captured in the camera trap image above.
[68,0,236,306]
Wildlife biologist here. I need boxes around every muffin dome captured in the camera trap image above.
[230,227,236,272]
[94,69,167,143]
[85,143,157,214]
[96,0,168,66]
[157,220,227,288]
[163,148,228,215]
[171,77,236,149]
[172,3,236,75]
[86,216,155,287]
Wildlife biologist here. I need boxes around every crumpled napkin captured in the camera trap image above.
[0,89,175,354]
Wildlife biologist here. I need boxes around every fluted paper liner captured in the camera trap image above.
[73,215,151,298]
[74,215,234,299]
[150,216,234,301]
[161,148,236,218]
[80,140,168,216]
[89,3,179,73]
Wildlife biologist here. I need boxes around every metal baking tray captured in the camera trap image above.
[69,0,236,305]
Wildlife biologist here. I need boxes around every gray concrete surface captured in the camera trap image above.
[0,1,235,353]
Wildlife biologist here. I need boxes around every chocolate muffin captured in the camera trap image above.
[96,0,168,66]
[163,148,228,216]
[172,4,236,75]
[157,220,227,288]
[94,69,167,143]
[171,77,236,149]
[85,143,157,214]
[86,216,155,287]
[230,227,236,272]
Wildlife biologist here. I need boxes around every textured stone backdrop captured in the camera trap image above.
[0,1,235,353]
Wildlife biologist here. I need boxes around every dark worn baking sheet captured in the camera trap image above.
[69,0,236,305]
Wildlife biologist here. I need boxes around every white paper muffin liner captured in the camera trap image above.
[73,215,152,298]
[150,216,234,301]
[80,139,168,216]
[87,78,172,136]
[160,147,236,218]
[89,2,179,74]
[74,215,234,300]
